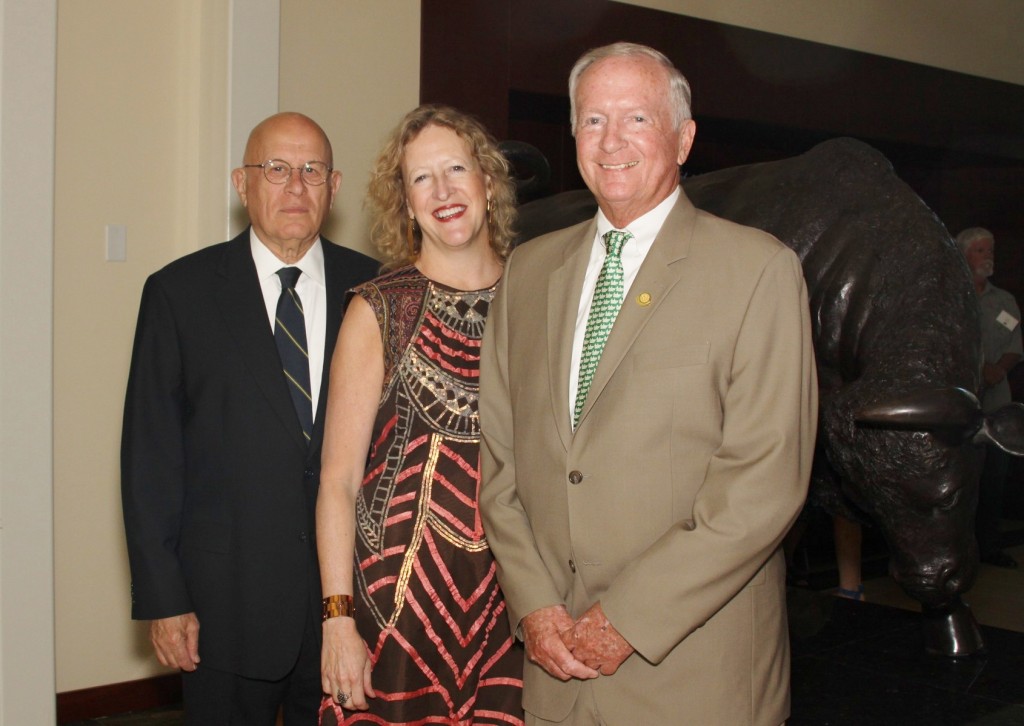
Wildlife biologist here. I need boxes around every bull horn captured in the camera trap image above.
[498,140,551,203]
[854,386,982,434]
[974,402,1024,456]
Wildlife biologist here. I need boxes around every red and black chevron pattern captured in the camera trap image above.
[321,267,523,726]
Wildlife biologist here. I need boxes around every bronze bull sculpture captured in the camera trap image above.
[506,137,1024,656]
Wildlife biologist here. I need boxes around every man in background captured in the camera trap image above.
[958,226,1022,569]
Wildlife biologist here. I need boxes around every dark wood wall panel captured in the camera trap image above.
[423,0,1024,156]
[420,0,1024,300]
[420,1,511,138]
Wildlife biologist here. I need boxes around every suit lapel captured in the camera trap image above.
[548,221,597,448]
[575,195,697,430]
[214,230,309,451]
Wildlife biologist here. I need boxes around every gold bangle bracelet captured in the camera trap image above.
[322,594,355,621]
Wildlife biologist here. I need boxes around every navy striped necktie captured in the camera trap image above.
[275,267,313,443]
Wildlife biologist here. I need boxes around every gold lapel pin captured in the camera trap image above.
[637,292,652,306]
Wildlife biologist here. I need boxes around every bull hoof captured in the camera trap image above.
[921,597,985,657]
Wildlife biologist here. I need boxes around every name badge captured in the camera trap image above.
[996,309,1019,331]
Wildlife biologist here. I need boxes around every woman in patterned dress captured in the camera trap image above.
[317,105,523,725]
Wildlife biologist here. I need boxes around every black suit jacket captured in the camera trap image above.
[121,229,378,679]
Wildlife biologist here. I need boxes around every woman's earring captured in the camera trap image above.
[406,217,418,258]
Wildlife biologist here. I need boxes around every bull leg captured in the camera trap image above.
[833,515,864,600]
[921,596,985,657]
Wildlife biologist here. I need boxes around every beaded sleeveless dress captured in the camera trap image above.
[320,266,523,726]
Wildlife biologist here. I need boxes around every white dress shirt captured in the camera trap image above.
[568,187,680,421]
[250,232,327,418]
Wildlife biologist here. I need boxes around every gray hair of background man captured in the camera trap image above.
[568,41,693,134]
[956,226,994,256]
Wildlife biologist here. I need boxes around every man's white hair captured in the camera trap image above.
[568,42,692,134]
[956,226,994,255]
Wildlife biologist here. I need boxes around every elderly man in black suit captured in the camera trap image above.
[121,112,378,724]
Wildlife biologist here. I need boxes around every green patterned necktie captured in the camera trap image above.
[574,229,631,429]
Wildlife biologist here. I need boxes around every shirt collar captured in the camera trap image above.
[249,229,325,286]
[595,186,680,246]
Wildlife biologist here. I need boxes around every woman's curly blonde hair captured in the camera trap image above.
[367,104,517,269]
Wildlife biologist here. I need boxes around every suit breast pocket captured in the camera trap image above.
[632,342,710,372]
[622,341,720,437]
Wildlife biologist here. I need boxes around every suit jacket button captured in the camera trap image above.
[568,470,583,485]
[299,532,308,542]
[304,468,315,479]
[569,559,577,573]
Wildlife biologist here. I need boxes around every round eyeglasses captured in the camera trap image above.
[243,159,332,186]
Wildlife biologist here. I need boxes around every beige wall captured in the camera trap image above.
[49,0,1019,695]
[2,0,59,722]
[53,0,233,691]
[279,0,421,256]
[624,0,1024,86]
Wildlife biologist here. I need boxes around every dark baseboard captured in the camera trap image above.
[56,673,181,724]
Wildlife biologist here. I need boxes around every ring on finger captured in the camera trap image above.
[336,691,350,705]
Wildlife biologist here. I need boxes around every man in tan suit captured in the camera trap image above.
[479,43,817,725]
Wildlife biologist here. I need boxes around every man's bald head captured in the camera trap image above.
[244,112,334,167]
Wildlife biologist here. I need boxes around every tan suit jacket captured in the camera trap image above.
[480,191,817,725]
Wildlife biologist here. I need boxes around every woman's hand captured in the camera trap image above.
[321,616,375,711]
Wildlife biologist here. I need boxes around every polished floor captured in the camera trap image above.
[789,540,1024,725]
[65,541,1024,726]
